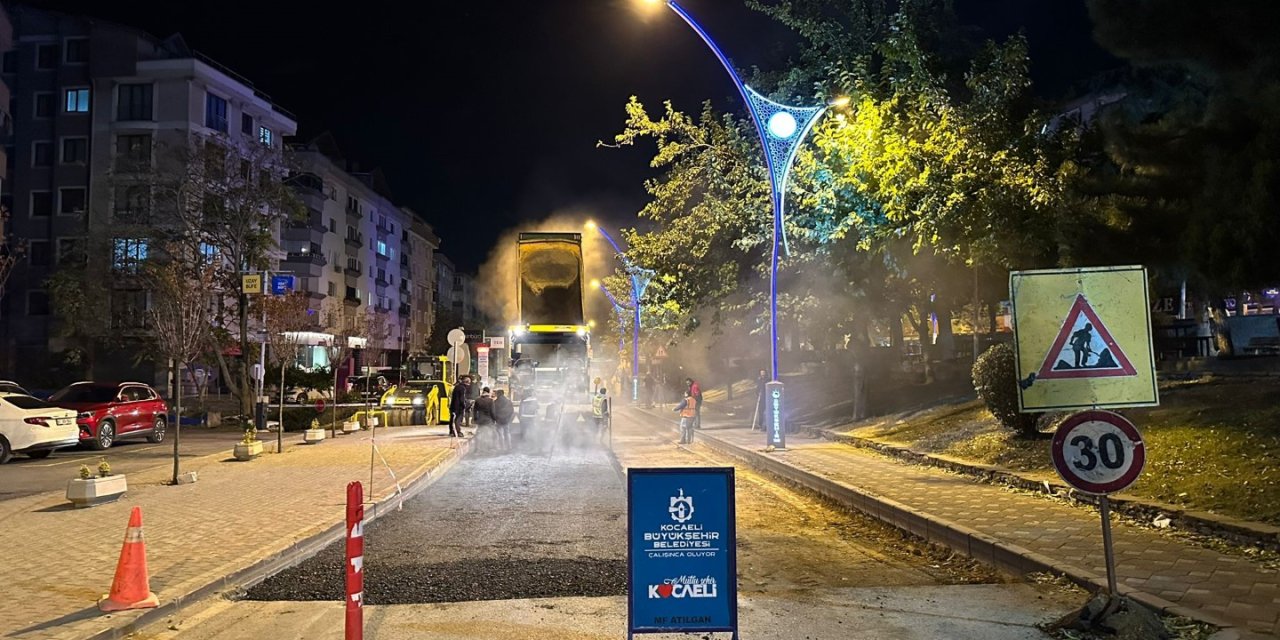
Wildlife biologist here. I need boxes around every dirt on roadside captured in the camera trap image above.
[610,419,1007,599]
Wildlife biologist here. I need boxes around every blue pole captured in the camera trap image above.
[665,0,782,382]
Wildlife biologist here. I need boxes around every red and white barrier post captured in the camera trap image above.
[345,481,364,640]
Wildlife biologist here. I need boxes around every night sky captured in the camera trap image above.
[26,0,1115,271]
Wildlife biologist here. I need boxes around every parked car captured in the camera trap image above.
[270,386,334,404]
[381,379,452,424]
[0,393,80,463]
[0,380,32,396]
[48,382,169,450]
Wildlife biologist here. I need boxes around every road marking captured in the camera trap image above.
[26,444,166,467]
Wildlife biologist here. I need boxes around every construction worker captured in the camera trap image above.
[673,391,697,445]
[591,387,611,442]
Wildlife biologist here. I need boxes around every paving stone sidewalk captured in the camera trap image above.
[0,425,469,640]
[641,405,1279,638]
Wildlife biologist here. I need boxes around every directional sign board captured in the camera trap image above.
[1011,266,1158,412]
[628,467,738,639]
[1051,410,1146,495]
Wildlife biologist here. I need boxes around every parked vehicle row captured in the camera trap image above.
[0,380,169,463]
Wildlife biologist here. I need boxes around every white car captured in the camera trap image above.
[0,393,80,464]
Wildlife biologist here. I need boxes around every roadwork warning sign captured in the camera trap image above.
[1011,266,1158,411]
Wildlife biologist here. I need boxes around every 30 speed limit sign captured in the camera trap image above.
[1051,410,1145,495]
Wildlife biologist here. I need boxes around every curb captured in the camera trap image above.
[689,428,1246,636]
[631,407,1249,637]
[81,435,474,640]
[805,427,1280,552]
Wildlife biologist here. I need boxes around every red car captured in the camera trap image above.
[48,382,168,450]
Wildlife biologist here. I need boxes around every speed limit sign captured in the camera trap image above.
[1051,410,1145,495]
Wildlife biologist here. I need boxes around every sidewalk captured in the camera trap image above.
[0,425,470,640]
[634,405,1280,638]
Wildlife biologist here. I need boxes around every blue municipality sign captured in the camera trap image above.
[628,467,738,639]
[765,381,786,449]
[270,274,296,295]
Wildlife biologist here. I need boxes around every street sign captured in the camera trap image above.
[1010,265,1158,412]
[270,274,296,295]
[628,467,738,640]
[315,399,327,414]
[242,274,263,295]
[1050,409,1146,599]
[1051,410,1146,495]
[489,336,505,349]
[446,328,466,347]
[477,347,489,381]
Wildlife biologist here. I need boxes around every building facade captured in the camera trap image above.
[287,137,441,371]
[0,6,296,384]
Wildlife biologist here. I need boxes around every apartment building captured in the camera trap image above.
[287,136,428,369]
[0,6,296,383]
[406,214,439,356]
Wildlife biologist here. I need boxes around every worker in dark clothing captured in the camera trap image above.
[448,375,472,437]
[493,389,514,451]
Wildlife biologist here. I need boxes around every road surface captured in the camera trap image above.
[144,408,1084,638]
[0,427,275,499]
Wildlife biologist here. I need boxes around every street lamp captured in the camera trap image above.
[588,223,653,402]
[646,0,842,447]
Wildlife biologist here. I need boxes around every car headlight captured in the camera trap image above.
[77,412,92,419]
[412,396,424,406]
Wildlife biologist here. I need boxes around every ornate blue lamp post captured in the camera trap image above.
[647,0,843,447]
[588,222,654,403]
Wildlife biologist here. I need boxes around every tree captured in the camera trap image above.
[145,245,216,485]
[147,136,304,416]
[261,291,312,452]
[1081,0,1280,292]
[320,299,368,435]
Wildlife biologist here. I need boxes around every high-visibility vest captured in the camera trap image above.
[592,395,607,417]
[680,401,696,418]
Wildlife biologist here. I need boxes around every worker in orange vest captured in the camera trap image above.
[673,390,697,445]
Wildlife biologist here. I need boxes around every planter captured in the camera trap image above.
[341,419,360,434]
[304,428,326,444]
[233,440,264,461]
[66,475,128,508]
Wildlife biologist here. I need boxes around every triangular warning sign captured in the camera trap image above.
[1037,294,1137,379]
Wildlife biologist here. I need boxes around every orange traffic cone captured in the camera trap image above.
[99,506,159,612]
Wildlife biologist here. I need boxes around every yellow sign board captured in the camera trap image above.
[1010,265,1158,411]
[241,274,263,295]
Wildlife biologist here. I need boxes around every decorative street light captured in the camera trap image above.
[590,278,630,364]
[644,0,844,447]
[587,221,653,402]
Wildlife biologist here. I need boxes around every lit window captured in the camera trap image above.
[64,88,90,113]
[377,240,387,256]
[113,238,149,273]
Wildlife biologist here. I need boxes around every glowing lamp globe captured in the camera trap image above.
[767,112,797,139]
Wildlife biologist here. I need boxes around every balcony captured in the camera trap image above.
[344,266,361,277]
[345,204,363,219]
[284,252,326,266]
[344,234,362,248]
[375,250,389,263]
[376,219,393,234]
[399,304,411,317]
[344,294,361,306]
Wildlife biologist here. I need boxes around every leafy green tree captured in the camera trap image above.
[1081,0,1280,292]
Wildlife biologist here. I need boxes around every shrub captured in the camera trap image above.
[972,343,1040,437]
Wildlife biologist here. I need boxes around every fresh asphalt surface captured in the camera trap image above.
[247,422,627,604]
[0,427,262,499]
